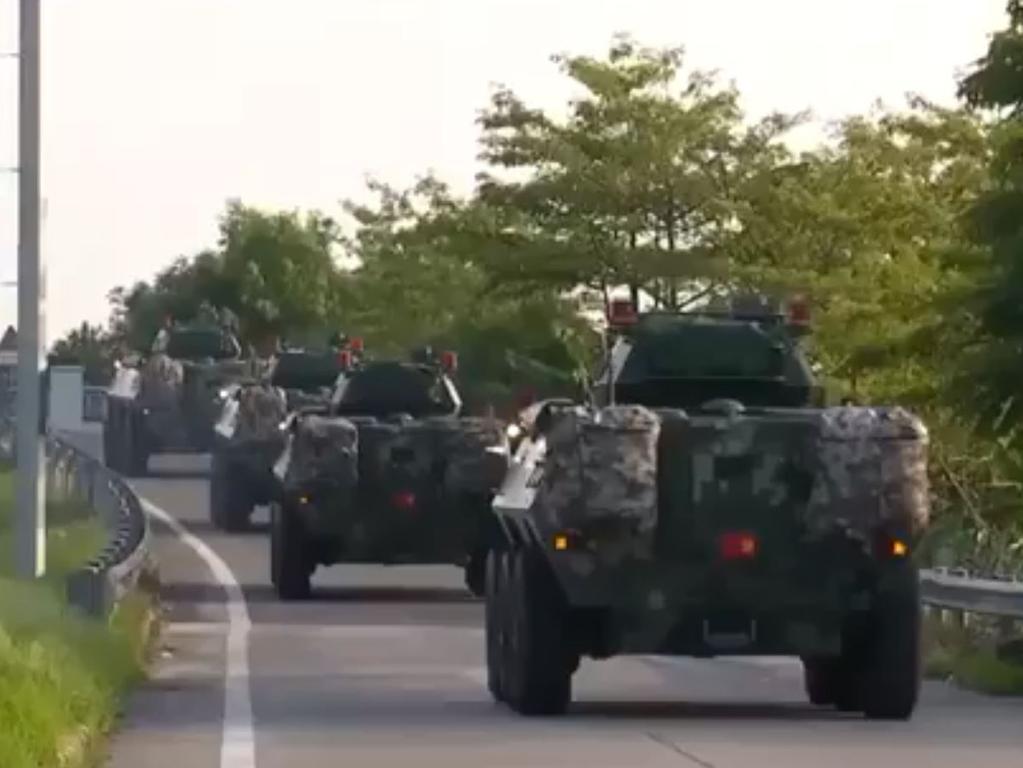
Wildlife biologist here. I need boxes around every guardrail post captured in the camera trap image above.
[998,616,1017,643]
[940,607,966,630]
[66,568,109,618]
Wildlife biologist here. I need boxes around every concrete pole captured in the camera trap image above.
[15,0,45,578]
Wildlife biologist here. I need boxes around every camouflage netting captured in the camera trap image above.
[807,405,930,541]
[283,415,359,492]
[282,414,508,498]
[347,417,507,495]
[531,402,929,560]
[139,353,184,407]
[233,385,288,443]
[419,416,508,494]
[537,404,661,553]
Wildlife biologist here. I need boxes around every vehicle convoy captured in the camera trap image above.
[209,342,351,531]
[485,296,930,720]
[269,345,510,600]
[104,315,264,476]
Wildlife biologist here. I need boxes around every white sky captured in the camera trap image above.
[0,0,1009,343]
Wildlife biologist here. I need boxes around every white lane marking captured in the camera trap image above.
[143,499,255,768]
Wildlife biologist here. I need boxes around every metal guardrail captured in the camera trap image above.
[1,416,153,618]
[919,567,1023,623]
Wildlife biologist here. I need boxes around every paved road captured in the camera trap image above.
[107,455,1023,768]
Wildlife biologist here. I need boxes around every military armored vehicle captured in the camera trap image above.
[209,342,351,531]
[269,345,510,600]
[485,296,929,720]
[104,317,261,476]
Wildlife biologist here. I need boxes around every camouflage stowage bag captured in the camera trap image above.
[139,353,184,408]
[539,404,660,552]
[417,416,508,495]
[284,415,359,493]
[233,385,288,443]
[806,406,929,542]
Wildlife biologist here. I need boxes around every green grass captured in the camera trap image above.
[0,469,159,768]
[923,613,1023,696]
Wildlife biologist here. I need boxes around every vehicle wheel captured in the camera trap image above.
[802,657,838,706]
[505,548,572,716]
[465,550,486,597]
[210,453,253,532]
[860,564,921,720]
[270,501,312,600]
[497,550,518,704]
[484,548,505,702]
[103,404,120,472]
[122,409,149,478]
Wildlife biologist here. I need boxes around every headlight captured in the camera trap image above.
[217,388,230,401]
[506,423,522,440]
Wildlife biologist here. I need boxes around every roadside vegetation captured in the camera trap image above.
[923,613,1023,696]
[0,468,158,768]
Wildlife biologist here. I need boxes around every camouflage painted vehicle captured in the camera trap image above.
[209,345,349,531]
[269,346,510,600]
[485,297,930,720]
[104,319,263,476]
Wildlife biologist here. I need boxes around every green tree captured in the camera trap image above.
[958,1,1023,431]
[472,37,800,313]
[108,202,349,353]
[48,323,117,385]
[340,176,597,413]
[730,99,990,404]
[216,201,346,348]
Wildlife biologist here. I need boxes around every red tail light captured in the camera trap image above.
[440,350,458,373]
[349,337,364,353]
[337,349,352,369]
[719,531,758,560]
[391,491,416,511]
[787,294,811,326]
[607,298,638,328]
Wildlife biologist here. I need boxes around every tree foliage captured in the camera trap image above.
[47,323,117,386]
[957,1,1023,436]
[107,202,347,354]
[473,38,799,312]
[83,25,1023,564]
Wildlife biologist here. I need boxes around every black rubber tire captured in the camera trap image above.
[210,453,253,532]
[504,548,572,716]
[121,408,149,478]
[801,654,860,711]
[270,501,312,600]
[497,551,518,705]
[484,548,505,702]
[102,403,121,472]
[860,565,922,720]
[465,550,486,597]
[802,657,838,706]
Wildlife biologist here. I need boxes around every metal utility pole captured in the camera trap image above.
[15,0,45,578]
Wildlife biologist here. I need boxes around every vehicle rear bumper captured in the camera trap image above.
[549,551,889,657]
[290,484,491,566]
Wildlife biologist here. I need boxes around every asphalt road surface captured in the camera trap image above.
[106,455,1023,768]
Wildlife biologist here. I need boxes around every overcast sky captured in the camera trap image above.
[0,0,1009,343]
